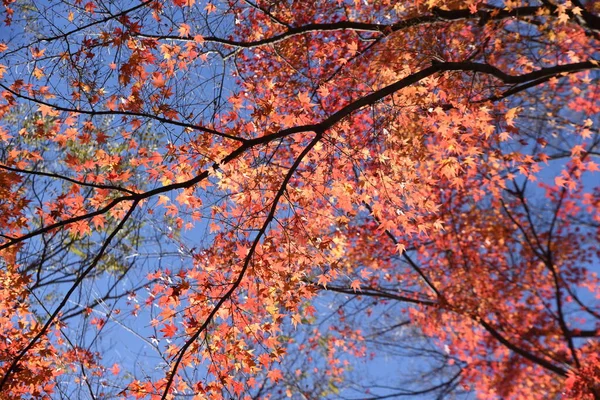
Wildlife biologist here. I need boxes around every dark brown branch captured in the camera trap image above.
[3,60,595,252]
[0,200,139,391]
[476,317,568,377]
[485,75,560,102]
[160,131,324,399]
[433,60,598,85]
[323,284,437,307]
[0,82,245,143]
[0,164,136,194]
[136,5,547,49]
[545,185,581,368]
[361,201,442,299]
[2,1,154,57]
[360,368,463,399]
[322,282,569,377]
[570,329,600,338]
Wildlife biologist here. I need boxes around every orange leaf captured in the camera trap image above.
[160,323,177,338]
[178,23,191,37]
[205,3,216,13]
[267,369,283,382]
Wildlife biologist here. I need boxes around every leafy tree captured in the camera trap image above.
[0,0,599,399]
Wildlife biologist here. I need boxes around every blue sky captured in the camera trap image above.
[1,1,599,399]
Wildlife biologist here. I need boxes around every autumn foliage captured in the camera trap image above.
[0,0,599,398]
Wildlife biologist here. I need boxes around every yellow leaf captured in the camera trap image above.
[505,107,519,127]
[178,23,191,37]
[157,195,170,205]
[33,67,45,79]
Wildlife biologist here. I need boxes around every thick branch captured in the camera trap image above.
[476,317,568,376]
[160,132,324,399]
[3,60,596,252]
[136,5,548,49]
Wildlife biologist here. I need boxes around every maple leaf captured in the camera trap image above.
[557,12,569,24]
[350,279,361,292]
[258,353,270,368]
[499,131,511,141]
[231,381,244,395]
[0,127,11,141]
[570,144,585,157]
[90,317,105,329]
[32,67,44,79]
[69,220,91,238]
[175,191,190,206]
[586,161,599,172]
[30,47,45,58]
[297,91,314,108]
[178,23,191,37]
[173,0,195,6]
[84,2,96,13]
[165,204,179,216]
[235,244,248,259]
[505,107,519,127]
[395,243,406,254]
[348,41,358,56]
[160,323,178,339]
[91,214,105,230]
[317,85,330,98]
[267,369,283,382]
[291,314,302,328]
[38,104,59,117]
[152,72,165,88]
[317,274,329,288]
[194,34,204,45]
[205,2,216,13]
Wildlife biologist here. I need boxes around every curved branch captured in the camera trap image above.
[160,131,324,399]
[433,60,598,85]
[2,1,154,57]
[359,368,463,399]
[0,81,245,143]
[323,284,437,307]
[0,200,139,390]
[0,164,136,194]
[476,317,568,377]
[361,201,442,299]
[325,283,570,378]
[3,60,595,252]
[136,5,547,49]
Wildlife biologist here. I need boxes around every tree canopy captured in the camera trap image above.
[0,0,599,398]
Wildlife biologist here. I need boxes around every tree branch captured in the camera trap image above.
[160,131,324,399]
[0,200,139,390]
